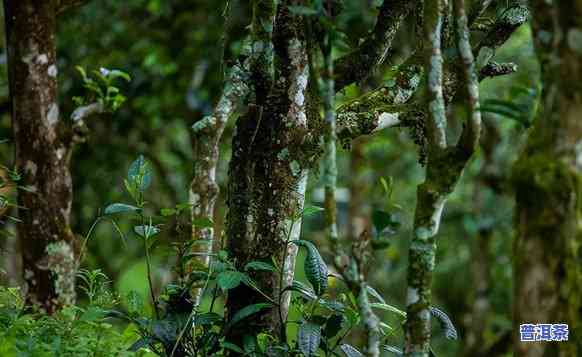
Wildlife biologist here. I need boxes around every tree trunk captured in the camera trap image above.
[512,1,582,356]
[224,2,314,343]
[3,0,77,313]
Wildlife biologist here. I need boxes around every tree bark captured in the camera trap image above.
[3,0,77,313]
[512,1,582,356]
[224,1,314,344]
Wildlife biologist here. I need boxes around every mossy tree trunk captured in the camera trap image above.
[3,0,83,313]
[512,1,582,356]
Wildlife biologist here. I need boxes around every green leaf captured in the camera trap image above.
[288,5,319,16]
[297,321,321,357]
[194,312,222,325]
[221,341,245,354]
[160,208,176,216]
[282,280,317,300]
[302,205,324,217]
[128,337,152,352]
[366,286,386,304]
[370,303,406,318]
[192,217,214,229]
[340,344,363,357]
[128,155,152,191]
[225,303,273,330]
[324,314,344,338]
[372,210,400,232]
[217,271,244,291]
[383,345,403,356]
[244,261,276,272]
[79,307,105,321]
[430,306,458,340]
[133,225,160,239]
[104,203,140,215]
[108,69,131,82]
[293,240,328,296]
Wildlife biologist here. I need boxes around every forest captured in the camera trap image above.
[0,0,580,356]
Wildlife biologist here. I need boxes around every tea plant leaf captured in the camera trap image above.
[370,303,406,318]
[225,303,273,330]
[297,321,321,357]
[133,225,160,239]
[302,205,324,217]
[340,344,363,357]
[366,285,386,304]
[324,313,344,338]
[221,341,245,354]
[104,203,140,215]
[383,345,403,356]
[217,271,244,291]
[192,217,213,228]
[128,155,152,191]
[430,306,458,340]
[244,261,276,272]
[281,280,317,300]
[292,240,328,296]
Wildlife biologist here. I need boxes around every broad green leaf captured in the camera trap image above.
[282,280,317,300]
[194,312,222,325]
[79,307,105,321]
[324,313,344,338]
[430,306,458,340]
[297,321,321,357]
[192,217,214,229]
[293,240,328,295]
[221,341,245,354]
[108,69,131,82]
[225,303,273,330]
[128,337,152,352]
[340,344,363,357]
[244,261,276,272]
[133,225,160,239]
[128,155,152,191]
[104,203,140,215]
[217,271,244,291]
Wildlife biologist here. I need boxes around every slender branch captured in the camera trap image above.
[423,0,447,152]
[321,12,339,253]
[57,0,90,15]
[455,0,482,155]
[404,1,483,355]
[334,0,417,91]
[404,0,448,354]
[334,4,528,146]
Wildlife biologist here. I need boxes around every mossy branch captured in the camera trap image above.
[334,0,417,91]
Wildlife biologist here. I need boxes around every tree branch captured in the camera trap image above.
[333,0,417,91]
[455,0,482,155]
[57,0,90,15]
[334,4,528,146]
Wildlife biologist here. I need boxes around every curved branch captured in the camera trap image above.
[334,0,417,91]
